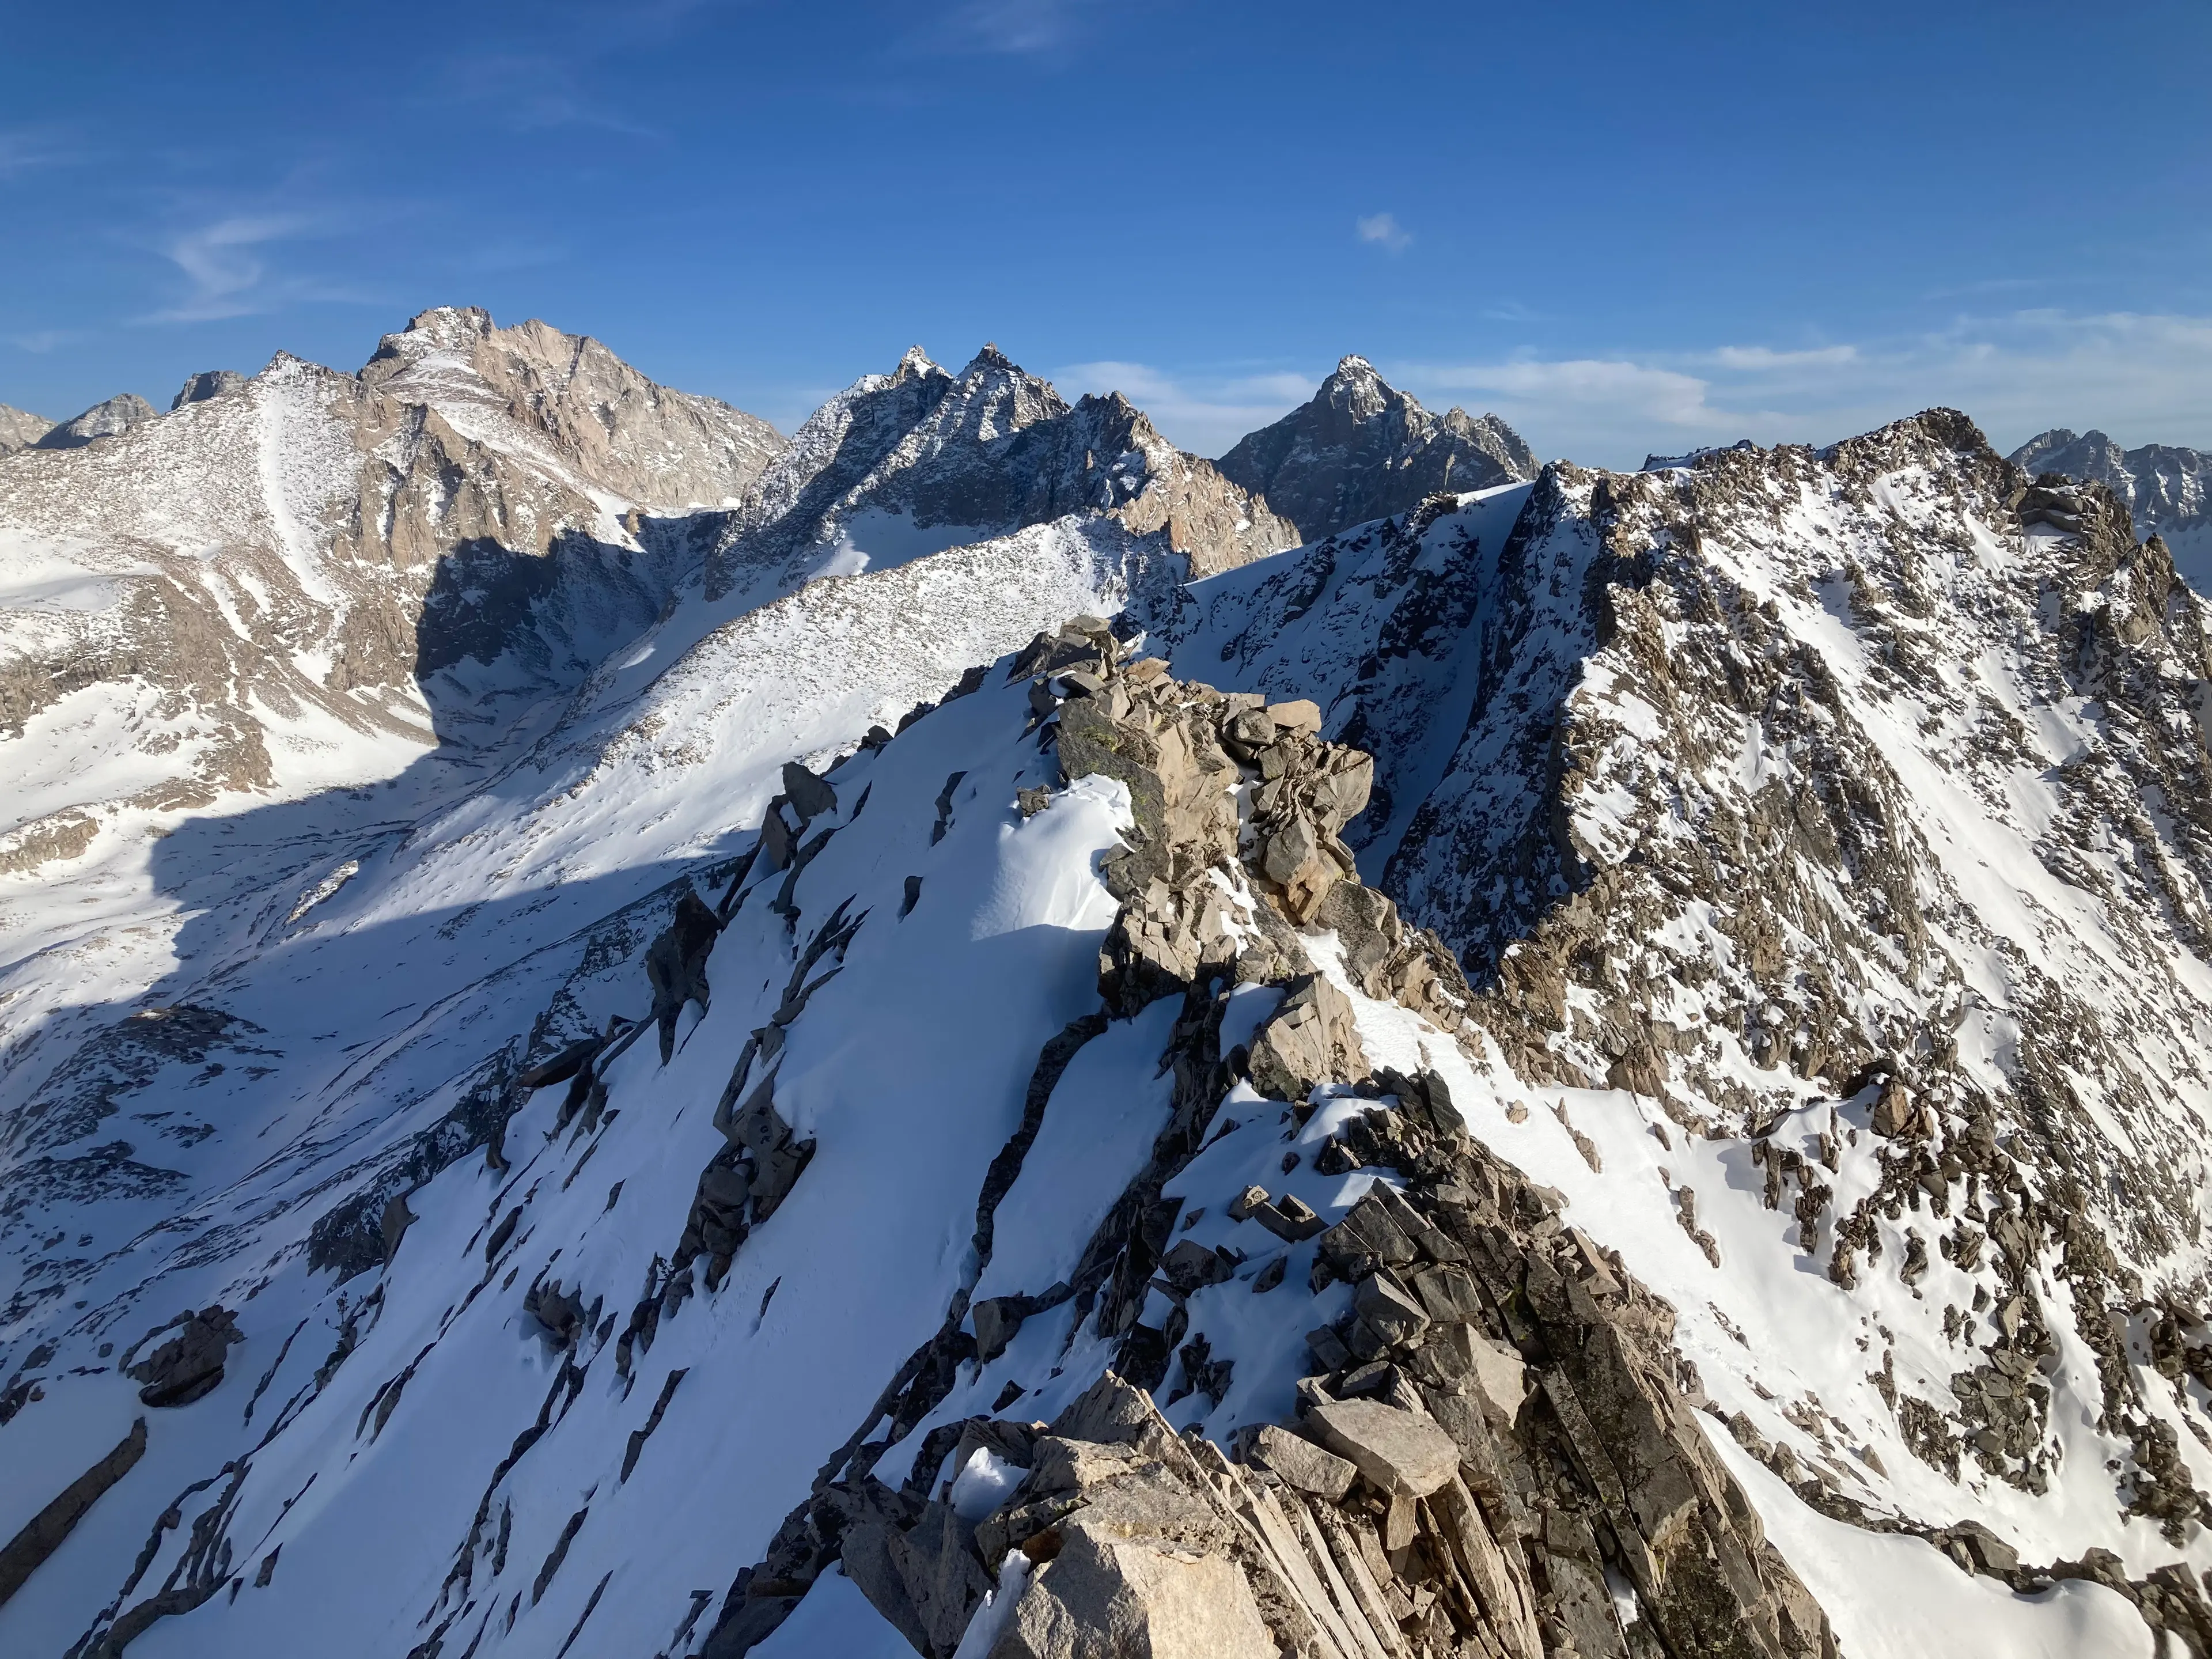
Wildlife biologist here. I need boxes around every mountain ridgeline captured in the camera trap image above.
[1,316,2210,1659]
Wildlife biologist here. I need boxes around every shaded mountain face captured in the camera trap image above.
[704,343,1294,603]
[0,404,53,455]
[169,370,245,410]
[2012,427,2212,590]
[1215,355,1536,543]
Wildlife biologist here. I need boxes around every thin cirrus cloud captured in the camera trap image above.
[1052,360,1317,459]
[1047,311,2212,471]
[1390,312,2212,467]
[927,0,1093,56]
[0,128,77,180]
[139,214,378,326]
[1355,213,1412,254]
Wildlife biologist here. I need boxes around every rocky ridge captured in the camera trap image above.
[2012,427,2212,588]
[641,619,1834,1659]
[1217,356,1535,544]
[706,344,1294,604]
[1166,413,2212,1623]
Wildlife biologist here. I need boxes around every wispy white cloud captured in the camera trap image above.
[932,0,1093,56]
[1706,344,1858,370]
[431,53,662,137]
[1355,212,1411,254]
[1408,357,1729,433]
[144,215,313,323]
[1389,312,2212,468]
[1053,360,1317,458]
[0,127,77,181]
[5,328,81,354]
[135,209,383,325]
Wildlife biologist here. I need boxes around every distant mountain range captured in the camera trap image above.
[2010,427,2212,588]
[1,315,2207,1659]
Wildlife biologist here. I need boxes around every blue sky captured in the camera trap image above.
[2,0,2208,467]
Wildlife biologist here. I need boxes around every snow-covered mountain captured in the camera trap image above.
[0,306,796,882]
[704,343,1293,604]
[1215,356,1535,544]
[2012,428,2212,592]
[1166,414,2212,1641]
[5,306,2212,1659]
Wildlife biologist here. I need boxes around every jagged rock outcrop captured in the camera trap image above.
[696,629,1834,1659]
[0,1419,146,1608]
[705,344,1294,601]
[168,370,244,410]
[1216,356,1535,543]
[33,393,157,450]
[120,1306,242,1407]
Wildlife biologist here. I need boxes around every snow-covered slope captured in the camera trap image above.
[2012,427,2212,593]
[1215,356,1536,544]
[9,348,2212,1659]
[0,309,793,877]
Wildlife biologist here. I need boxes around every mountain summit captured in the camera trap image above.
[1215,355,1536,541]
[706,342,1293,601]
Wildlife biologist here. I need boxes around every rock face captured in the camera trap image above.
[33,392,157,450]
[705,343,1294,602]
[360,305,784,511]
[0,403,52,454]
[0,1418,146,1608]
[169,370,245,410]
[122,1306,243,1407]
[2011,427,2212,588]
[1215,355,1535,543]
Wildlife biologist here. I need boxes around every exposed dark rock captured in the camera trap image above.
[1216,355,1535,543]
[124,1308,243,1408]
[647,888,724,1063]
[0,1417,146,1606]
[169,370,245,410]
